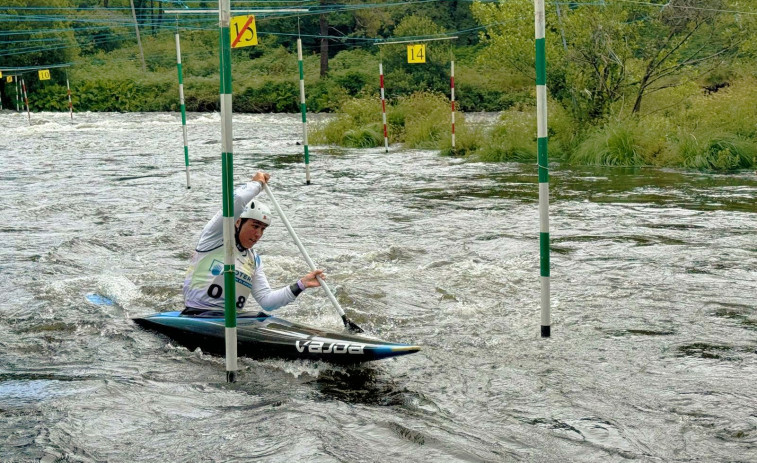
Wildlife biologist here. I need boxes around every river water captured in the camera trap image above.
[1,111,756,462]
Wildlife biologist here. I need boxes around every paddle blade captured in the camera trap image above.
[342,315,364,333]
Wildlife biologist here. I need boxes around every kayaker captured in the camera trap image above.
[182,171,323,315]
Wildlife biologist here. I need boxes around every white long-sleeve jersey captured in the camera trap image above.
[182,181,297,312]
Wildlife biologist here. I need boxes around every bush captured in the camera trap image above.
[311,97,383,146]
[569,117,673,167]
[393,91,454,148]
[236,81,298,113]
[678,134,757,170]
[472,110,537,163]
[311,91,462,150]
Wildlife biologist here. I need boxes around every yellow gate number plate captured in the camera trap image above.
[6,75,12,83]
[230,15,258,48]
[39,69,51,80]
[407,44,426,63]
[0,71,3,78]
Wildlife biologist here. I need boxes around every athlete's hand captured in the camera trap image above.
[300,269,324,288]
[252,171,270,184]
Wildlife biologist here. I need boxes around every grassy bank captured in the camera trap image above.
[5,30,520,115]
[313,76,757,172]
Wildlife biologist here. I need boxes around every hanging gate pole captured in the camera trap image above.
[534,0,551,337]
[175,29,191,189]
[379,61,388,153]
[450,60,456,150]
[129,0,147,72]
[297,38,311,185]
[218,0,238,382]
[21,77,30,124]
[15,76,20,112]
[66,71,73,121]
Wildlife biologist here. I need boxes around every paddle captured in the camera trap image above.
[262,183,364,333]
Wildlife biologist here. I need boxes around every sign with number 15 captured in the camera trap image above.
[230,15,258,48]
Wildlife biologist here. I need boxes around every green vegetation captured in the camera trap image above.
[1,0,756,171]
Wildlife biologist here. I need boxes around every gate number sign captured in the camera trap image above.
[39,69,51,80]
[231,15,258,48]
[407,44,426,63]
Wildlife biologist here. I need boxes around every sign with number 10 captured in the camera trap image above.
[39,69,51,80]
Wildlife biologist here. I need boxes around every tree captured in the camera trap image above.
[628,0,744,113]
[472,0,754,121]
[383,15,451,96]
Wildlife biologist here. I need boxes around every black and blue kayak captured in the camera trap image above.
[133,311,421,363]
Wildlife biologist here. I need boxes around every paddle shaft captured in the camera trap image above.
[262,183,350,324]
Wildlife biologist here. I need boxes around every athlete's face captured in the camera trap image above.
[237,219,268,249]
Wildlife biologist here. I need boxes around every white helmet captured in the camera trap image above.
[240,200,272,226]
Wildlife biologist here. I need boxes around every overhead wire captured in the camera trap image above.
[1,0,755,62]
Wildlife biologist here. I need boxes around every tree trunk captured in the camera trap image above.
[319,13,329,77]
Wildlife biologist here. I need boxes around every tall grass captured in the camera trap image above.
[565,78,757,171]
[676,133,757,170]
[568,116,671,167]
[395,92,456,149]
[310,97,384,147]
[311,91,464,149]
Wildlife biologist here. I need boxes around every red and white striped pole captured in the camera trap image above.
[66,71,73,122]
[21,77,30,124]
[379,62,388,153]
[450,60,456,150]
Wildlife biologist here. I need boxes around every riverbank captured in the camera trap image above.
[311,77,757,172]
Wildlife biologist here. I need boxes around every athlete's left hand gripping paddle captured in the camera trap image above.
[263,183,364,333]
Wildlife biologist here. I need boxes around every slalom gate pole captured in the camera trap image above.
[129,0,147,72]
[15,76,20,112]
[297,37,311,185]
[21,77,30,124]
[175,27,191,189]
[450,59,456,151]
[218,0,238,382]
[66,71,73,122]
[534,0,551,337]
[379,60,388,153]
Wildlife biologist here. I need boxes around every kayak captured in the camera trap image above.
[133,311,421,363]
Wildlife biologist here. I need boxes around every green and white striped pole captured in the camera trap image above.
[450,59,456,150]
[535,0,551,337]
[15,76,20,112]
[297,37,311,185]
[175,29,191,189]
[66,71,73,122]
[21,77,30,124]
[379,61,388,153]
[219,0,237,382]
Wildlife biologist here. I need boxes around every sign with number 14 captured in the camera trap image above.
[407,44,426,63]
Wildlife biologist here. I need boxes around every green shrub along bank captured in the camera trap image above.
[310,92,460,149]
[315,78,757,172]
